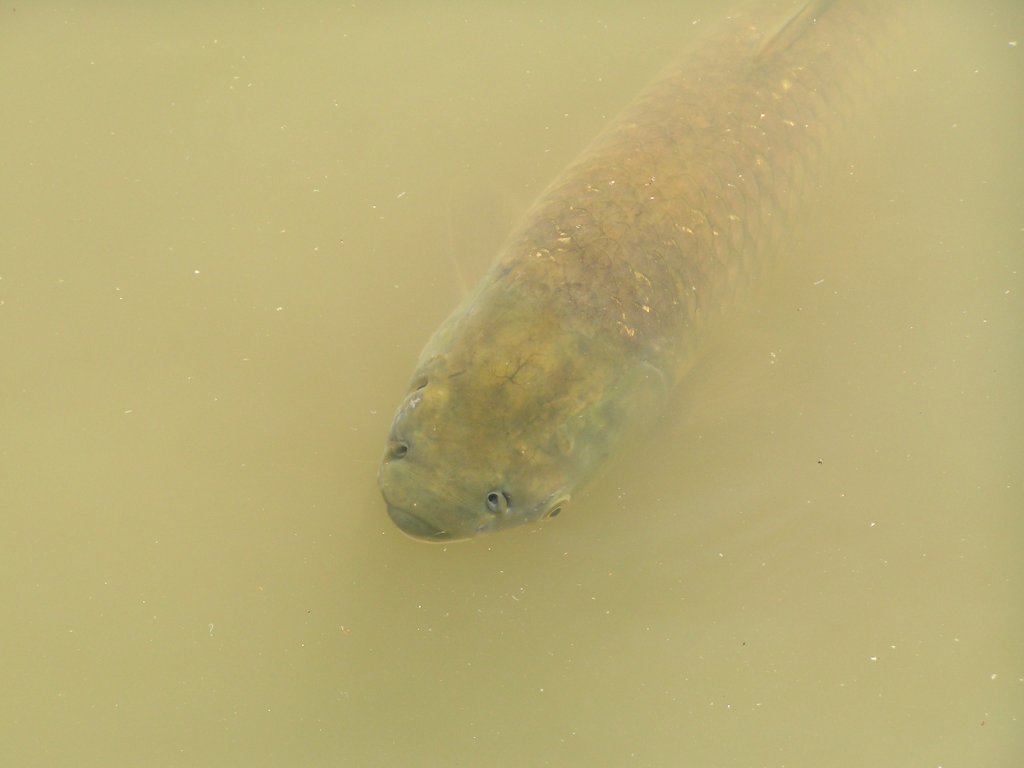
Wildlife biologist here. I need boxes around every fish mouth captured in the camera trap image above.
[385,503,458,542]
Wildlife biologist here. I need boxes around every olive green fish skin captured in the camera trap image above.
[379,0,899,541]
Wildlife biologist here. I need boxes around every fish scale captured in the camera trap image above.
[378,0,909,541]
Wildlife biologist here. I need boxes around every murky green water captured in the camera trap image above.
[2,2,1021,766]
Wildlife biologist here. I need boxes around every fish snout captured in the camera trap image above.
[384,502,456,542]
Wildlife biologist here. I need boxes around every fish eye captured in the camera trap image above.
[485,490,511,515]
[544,498,568,520]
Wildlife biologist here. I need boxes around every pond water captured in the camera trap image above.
[1,2,1021,766]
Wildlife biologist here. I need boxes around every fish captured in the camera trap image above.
[378,0,905,541]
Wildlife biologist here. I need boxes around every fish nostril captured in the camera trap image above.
[388,441,409,460]
[485,490,511,515]
[413,376,428,391]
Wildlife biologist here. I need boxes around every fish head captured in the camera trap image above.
[377,291,651,541]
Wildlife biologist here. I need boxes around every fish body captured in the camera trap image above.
[379,0,900,540]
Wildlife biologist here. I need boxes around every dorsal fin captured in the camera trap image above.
[755,0,835,62]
